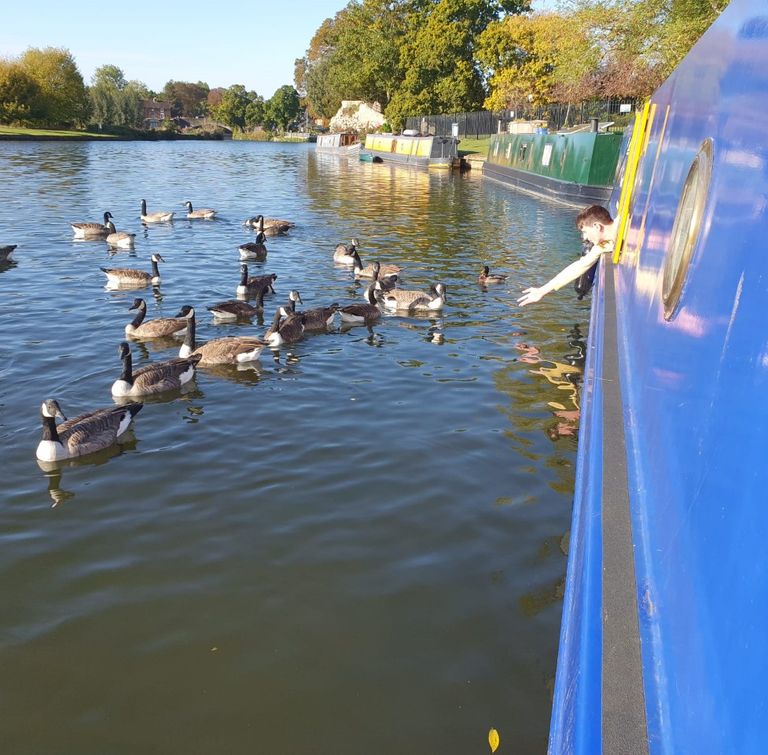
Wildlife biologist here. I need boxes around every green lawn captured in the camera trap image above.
[0,125,119,139]
[457,136,491,158]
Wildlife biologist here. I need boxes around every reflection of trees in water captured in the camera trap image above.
[305,156,516,280]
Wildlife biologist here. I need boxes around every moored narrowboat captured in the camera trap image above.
[316,131,361,154]
[360,132,460,169]
[483,128,623,206]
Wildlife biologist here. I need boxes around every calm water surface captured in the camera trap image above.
[0,141,590,754]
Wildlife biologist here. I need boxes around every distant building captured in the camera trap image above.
[142,99,172,129]
[329,101,386,133]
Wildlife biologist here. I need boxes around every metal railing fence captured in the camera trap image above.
[406,100,638,137]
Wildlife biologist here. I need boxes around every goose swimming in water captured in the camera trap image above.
[105,220,136,249]
[184,201,216,220]
[333,238,359,264]
[71,211,112,239]
[238,231,268,260]
[0,244,17,262]
[283,290,339,329]
[478,265,507,285]
[351,249,401,279]
[339,284,382,324]
[244,214,294,236]
[379,282,446,312]
[207,286,268,322]
[36,398,143,462]
[177,306,267,364]
[101,253,164,288]
[140,199,174,223]
[265,306,305,347]
[236,264,277,297]
[124,298,189,338]
[112,341,201,397]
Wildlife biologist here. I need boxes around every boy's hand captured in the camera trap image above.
[517,287,545,306]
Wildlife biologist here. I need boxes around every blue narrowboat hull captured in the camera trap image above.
[550,1,768,752]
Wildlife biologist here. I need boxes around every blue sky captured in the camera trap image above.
[1,0,554,98]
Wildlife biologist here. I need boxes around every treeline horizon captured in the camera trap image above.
[294,0,729,130]
[0,48,302,132]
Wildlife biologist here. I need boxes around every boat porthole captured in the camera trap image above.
[662,138,714,320]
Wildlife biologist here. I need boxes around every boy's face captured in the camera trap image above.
[580,221,606,247]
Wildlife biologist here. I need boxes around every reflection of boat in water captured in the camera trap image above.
[549,2,768,752]
[316,131,361,155]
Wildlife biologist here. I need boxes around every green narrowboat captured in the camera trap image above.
[483,130,623,206]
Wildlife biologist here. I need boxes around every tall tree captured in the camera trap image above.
[163,80,210,117]
[89,65,148,128]
[264,86,301,131]
[385,0,531,129]
[0,58,42,123]
[18,47,88,126]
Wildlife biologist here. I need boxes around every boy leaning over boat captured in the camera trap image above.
[517,205,616,307]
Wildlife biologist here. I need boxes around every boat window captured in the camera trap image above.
[662,138,714,320]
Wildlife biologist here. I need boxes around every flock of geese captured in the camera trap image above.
[33,199,509,466]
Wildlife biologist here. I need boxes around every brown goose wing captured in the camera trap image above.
[58,404,142,456]
[132,356,201,394]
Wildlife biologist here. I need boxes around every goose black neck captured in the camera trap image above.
[120,351,134,385]
[41,414,60,443]
[141,200,147,215]
[130,301,147,328]
[240,266,248,286]
[183,312,196,351]
[151,259,160,277]
[257,286,267,308]
[270,309,282,331]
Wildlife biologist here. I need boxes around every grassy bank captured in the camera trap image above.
[0,125,120,140]
[457,136,491,158]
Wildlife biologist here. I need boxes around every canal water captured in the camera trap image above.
[0,141,590,754]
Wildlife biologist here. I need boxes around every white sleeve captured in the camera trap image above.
[546,246,607,293]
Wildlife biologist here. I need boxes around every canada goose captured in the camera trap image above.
[284,289,338,329]
[71,211,112,239]
[265,306,305,347]
[478,265,507,284]
[101,253,164,287]
[264,291,301,338]
[371,261,398,292]
[36,398,143,462]
[301,302,340,330]
[236,264,277,297]
[207,287,268,322]
[105,221,136,249]
[380,283,446,312]
[125,298,189,338]
[176,306,267,364]
[141,199,174,223]
[184,201,216,220]
[351,250,401,279]
[238,232,268,260]
[244,214,294,236]
[0,244,17,262]
[333,238,359,264]
[339,284,382,323]
[112,341,201,397]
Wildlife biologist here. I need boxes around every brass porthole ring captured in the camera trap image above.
[662,138,714,320]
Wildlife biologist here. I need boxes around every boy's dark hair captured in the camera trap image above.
[575,205,613,228]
